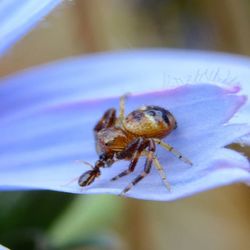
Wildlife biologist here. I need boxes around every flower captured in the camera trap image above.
[0,243,10,250]
[0,1,249,201]
[0,80,249,200]
[0,0,61,56]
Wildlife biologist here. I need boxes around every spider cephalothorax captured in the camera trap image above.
[78,95,192,195]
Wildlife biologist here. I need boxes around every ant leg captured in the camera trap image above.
[94,108,116,132]
[153,156,171,191]
[120,139,155,195]
[111,138,145,181]
[153,138,193,166]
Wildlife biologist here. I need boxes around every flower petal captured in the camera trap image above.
[0,50,249,141]
[0,0,61,56]
[0,244,10,250]
[0,84,249,200]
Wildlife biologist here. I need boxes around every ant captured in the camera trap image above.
[78,94,192,195]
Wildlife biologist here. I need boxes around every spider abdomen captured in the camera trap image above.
[124,105,177,138]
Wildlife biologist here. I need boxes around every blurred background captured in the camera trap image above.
[0,0,250,249]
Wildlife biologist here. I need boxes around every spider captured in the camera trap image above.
[78,94,192,195]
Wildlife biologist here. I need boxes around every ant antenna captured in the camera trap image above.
[75,160,94,169]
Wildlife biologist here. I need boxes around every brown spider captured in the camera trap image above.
[78,95,192,195]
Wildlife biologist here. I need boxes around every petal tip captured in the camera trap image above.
[227,85,241,93]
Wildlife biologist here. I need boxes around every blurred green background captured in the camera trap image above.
[0,1,250,250]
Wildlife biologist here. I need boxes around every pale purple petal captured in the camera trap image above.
[0,83,249,200]
[0,244,10,250]
[1,50,249,142]
[0,0,61,56]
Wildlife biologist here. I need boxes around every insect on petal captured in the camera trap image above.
[0,81,249,200]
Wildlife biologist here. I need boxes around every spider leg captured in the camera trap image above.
[153,138,193,166]
[153,156,171,191]
[110,138,145,181]
[120,139,155,195]
[119,93,130,127]
[94,108,116,132]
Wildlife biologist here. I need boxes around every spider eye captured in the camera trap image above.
[162,112,170,125]
[147,110,156,116]
[131,111,143,121]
